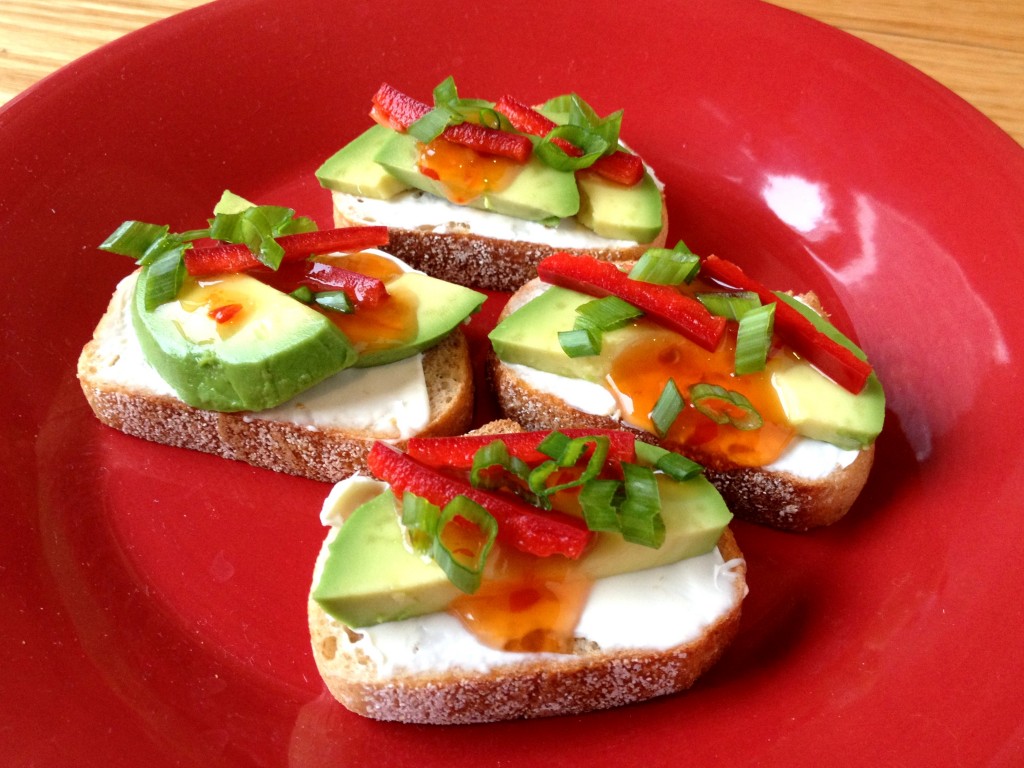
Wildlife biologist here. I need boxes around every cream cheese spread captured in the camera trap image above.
[93,264,433,440]
[333,189,638,250]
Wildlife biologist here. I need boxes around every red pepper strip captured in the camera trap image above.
[406,429,636,469]
[588,152,645,186]
[493,95,644,186]
[370,83,532,162]
[367,442,592,559]
[536,252,726,352]
[183,226,389,277]
[258,260,388,308]
[700,254,873,394]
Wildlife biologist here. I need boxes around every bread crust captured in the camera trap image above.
[77,291,475,482]
[487,279,876,531]
[307,528,745,724]
[333,194,668,292]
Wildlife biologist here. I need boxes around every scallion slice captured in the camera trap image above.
[432,496,498,594]
[578,478,624,533]
[734,302,776,374]
[527,433,610,498]
[408,106,459,143]
[534,124,609,171]
[400,491,440,555]
[628,242,700,285]
[634,441,704,481]
[207,204,316,271]
[617,463,665,548]
[558,296,642,358]
[689,382,763,431]
[313,290,354,314]
[697,290,761,321]
[470,439,531,491]
[649,378,684,438]
[558,327,601,358]
[140,246,186,312]
[100,221,172,261]
[575,295,643,332]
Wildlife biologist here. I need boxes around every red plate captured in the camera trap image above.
[3,0,1023,765]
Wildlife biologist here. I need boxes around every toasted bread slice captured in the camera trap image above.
[308,517,745,724]
[331,190,668,292]
[487,278,876,531]
[77,275,474,482]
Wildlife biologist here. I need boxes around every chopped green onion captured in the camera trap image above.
[649,378,684,438]
[534,124,609,171]
[697,291,761,321]
[528,433,610,498]
[559,296,642,358]
[313,290,354,314]
[578,478,624,533]
[558,327,601,357]
[689,382,763,430]
[408,105,459,143]
[400,491,440,555]
[432,75,459,106]
[563,93,623,152]
[470,439,531,491]
[617,463,665,548]
[575,295,643,332]
[140,246,187,312]
[432,496,497,594]
[207,203,316,270]
[289,285,314,303]
[634,441,704,481]
[628,241,700,285]
[100,221,172,261]
[734,302,776,375]
[476,107,502,130]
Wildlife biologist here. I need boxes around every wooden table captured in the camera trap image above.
[1,0,1021,146]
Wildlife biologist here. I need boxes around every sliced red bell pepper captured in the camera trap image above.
[183,226,389,277]
[405,429,636,469]
[536,252,726,352]
[588,151,645,186]
[699,254,873,394]
[371,83,532,162]
[258,260,389,308]
[367,442,592,559]
[494,95,644,186]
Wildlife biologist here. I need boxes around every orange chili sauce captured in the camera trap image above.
[417,137,518,204]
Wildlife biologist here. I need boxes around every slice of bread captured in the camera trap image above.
[331,191,668,292]
[487,278,876,531]
[77,275,474,482]
[308,516,745,724]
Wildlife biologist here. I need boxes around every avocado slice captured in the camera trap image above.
[489,285,885,449]
[312,475,731,628]
[312,490,462,628]
[353,271,486,368]
[768,292,885,449]
[315,125,413,199]
[489,284,670,384]
[373,131,580,222]
[579,474,732,578]
[132,269,358,412]
[577,170,663,243]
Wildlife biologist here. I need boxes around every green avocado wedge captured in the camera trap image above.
[353,271,486,368]
[131,268,358,412]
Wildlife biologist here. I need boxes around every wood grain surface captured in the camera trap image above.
[1,0,1021,146]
